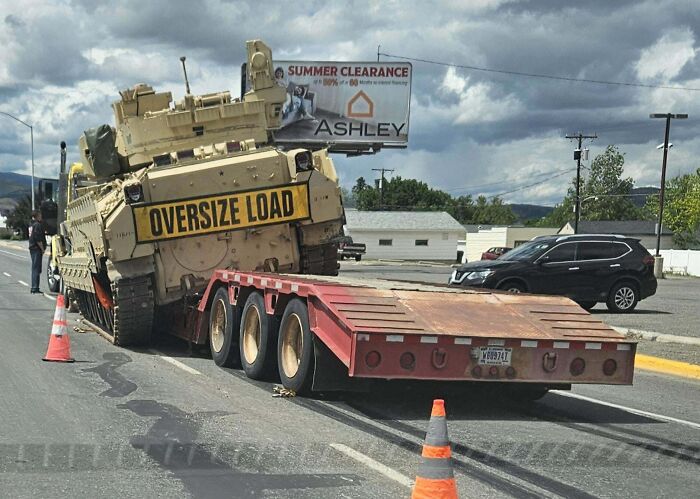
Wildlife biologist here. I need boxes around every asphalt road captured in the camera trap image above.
[0,246,699,498]
[340,261,700,338]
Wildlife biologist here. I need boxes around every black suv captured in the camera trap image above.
[448,234,657,312]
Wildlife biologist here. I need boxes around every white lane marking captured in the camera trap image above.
[43,293,56,301]
[556,391,700,430]
[17,280,29,287]
[0,249,29,260]
[330,443,413,488]
[148,350,202,376]
[3,272,10,277]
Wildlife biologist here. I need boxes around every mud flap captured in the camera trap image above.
[311,335,370,392]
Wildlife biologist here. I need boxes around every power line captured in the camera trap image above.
[491,169,574,198]
[444,167,573,193]
[378,52,700,92]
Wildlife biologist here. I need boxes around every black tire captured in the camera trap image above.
[498,281,526,294]
[47,270,60,293]
[277,298,315,394]
[355,255,361,262]
[606,281,639,313]
[209,287,241,368]
[239,292,277,380]
[577,301,596,311]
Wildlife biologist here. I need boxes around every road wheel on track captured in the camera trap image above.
[240,292,277,380]
[209,287,240,368]
[577,301,596,311]
[498,281,525,294]
[59,279,78,313]
[277,298,315,394]
[606,281,639,313]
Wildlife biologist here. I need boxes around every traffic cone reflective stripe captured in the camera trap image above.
[43,294,74,363]
[422,444,452,459]
[411,399,458,499]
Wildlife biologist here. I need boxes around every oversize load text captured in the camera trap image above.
[133,184,310,243]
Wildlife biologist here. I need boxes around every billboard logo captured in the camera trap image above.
[347,91,374,118]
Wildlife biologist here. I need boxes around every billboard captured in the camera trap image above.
[264,61,411,148]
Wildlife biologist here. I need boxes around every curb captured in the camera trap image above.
[613,326,700,346]
[635,354,700,380]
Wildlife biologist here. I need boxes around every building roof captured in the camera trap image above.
[560,220,672,236]
[345,209,464,232]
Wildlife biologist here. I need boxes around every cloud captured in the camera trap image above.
[636,28,697,82]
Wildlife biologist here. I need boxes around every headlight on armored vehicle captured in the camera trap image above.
[124,184,144,203]
[294,151,313,172]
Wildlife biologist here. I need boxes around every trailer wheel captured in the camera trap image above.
[278,298,314,394]
[240,292,276,379]
[209,287,240,368]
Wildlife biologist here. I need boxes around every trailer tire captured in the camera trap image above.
[209,287,240,368]
[240,292,276,380]
[277,298,314,394]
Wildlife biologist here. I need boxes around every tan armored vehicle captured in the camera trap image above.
[55,40,344,345]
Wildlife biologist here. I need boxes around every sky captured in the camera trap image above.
[1,0,699,206]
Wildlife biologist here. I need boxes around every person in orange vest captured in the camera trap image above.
[28,209,46,294]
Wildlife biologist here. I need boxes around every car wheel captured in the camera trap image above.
[47,271,60,293]
[355,255,361,262]
[606,282,639,313]
[498,281,525,294]
[577,301,596,311]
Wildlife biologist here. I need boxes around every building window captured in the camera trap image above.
[379,239,393,246]
[415,239,429,246]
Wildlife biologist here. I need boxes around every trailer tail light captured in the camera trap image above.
[642,254,655,266]
[365,351,381,369]
[488,366,499,378]
[399,352,415,371]
[505,366,516,379]
[603,359,617,376]
[570,357,586,376]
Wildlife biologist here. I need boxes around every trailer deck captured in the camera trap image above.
[189,271,636,388]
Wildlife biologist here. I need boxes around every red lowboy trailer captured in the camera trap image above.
[176,270,636,397]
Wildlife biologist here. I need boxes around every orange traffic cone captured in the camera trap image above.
[411,399,458,499]
[43,294,75,363]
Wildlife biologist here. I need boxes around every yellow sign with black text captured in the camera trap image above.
[133,183,310,243]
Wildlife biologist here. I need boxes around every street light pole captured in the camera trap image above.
[649,112,688,278]
[0,111,35,210]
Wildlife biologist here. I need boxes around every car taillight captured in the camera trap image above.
[642,254,655,266]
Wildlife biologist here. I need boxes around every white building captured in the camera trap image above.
[464,226,559,262]
[344,210,464,260]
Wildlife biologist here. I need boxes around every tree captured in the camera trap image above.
[5,194,32,238]
[645,168,700,249]
[350,176,517,224]
[340,186,356,208]
[538,145,645,227]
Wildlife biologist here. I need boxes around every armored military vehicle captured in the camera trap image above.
[55,40,344,345]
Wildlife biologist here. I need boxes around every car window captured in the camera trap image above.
[577,241,627,260]
[499,241,551,261]
[542,242,577,263]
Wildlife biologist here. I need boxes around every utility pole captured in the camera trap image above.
[372,167,394,210]
[565,132,597,233]
[650,112,688,277]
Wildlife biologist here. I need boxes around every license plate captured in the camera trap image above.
[478,347,512,366]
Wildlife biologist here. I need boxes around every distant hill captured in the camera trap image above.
[508,203,554,222]
[0,172,32,200]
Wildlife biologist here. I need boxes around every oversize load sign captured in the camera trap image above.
[268,61,411,146]
[133,183,310,243]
